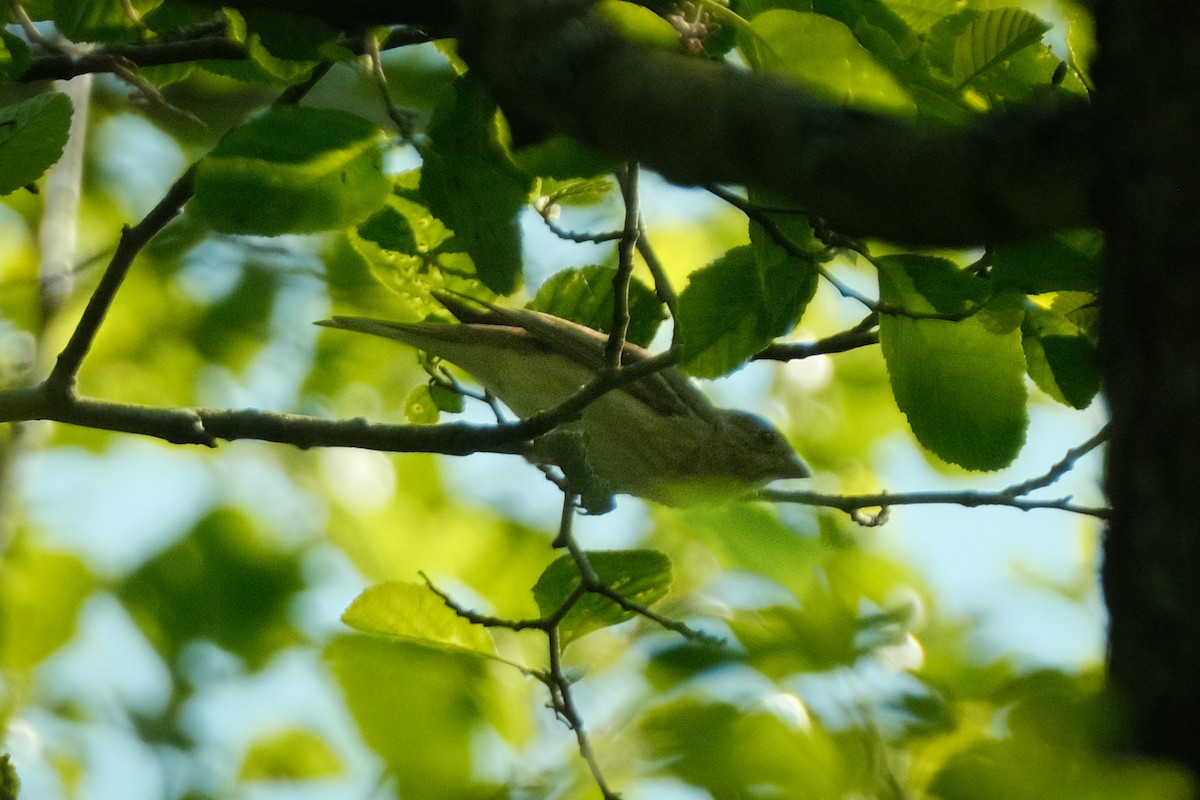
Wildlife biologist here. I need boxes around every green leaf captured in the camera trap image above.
[743,10,916,115]
[341,581,496,658]
[875,253,991,315]
[1022,305,1099,409]
[664,504,824,596]
[0,543,94,670]
[878,255,1027,470]
[117,508,305,667]
[527,265,665,348]
[511,136,614,180]
[640,698,876,798]
[54,0,161,43]
[0,29,31,80]
[429,381,465,414]
[597,0,682,50]
[349,173,484,299]
[404,384,442,424]
[677,244,815,378]
[327,635,502,799]
[887,0,964,33]
[192,263,279,369]
[0,93,73,196]
[949,8,1051,89]
[238,729,343,781]
[992,231,1101,294]
[532,550,671,644]
[192,107,389,235]
[421,77,533,295]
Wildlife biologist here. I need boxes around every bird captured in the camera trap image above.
[318,292,810,510]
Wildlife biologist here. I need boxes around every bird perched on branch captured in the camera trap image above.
[319,293,809,511]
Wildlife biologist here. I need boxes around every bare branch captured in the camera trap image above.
[762,428,1111,521]
[606,162,640,369]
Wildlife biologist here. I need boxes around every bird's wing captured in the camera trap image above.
[433,292,717,421]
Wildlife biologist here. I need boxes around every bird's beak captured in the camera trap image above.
[779,453,813,480]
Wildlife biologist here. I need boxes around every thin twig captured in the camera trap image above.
[364,31,416,139]
[707,184,986,322]
[636,223,679,324]
[539,214,623,244]
[44,166,197,395]
[606,162,640,369]
[761,487,1111,519]
[998,423,1110,497]
[754,326,879,361]
[43,64,338,395]
[546,626,621,799]
[761,427,1112,521]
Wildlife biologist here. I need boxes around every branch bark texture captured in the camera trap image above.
[1096,0,1200,778]
[455,0,1095,246]
[174,0,1097,247]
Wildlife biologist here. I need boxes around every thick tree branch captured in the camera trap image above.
[455,0,1097,246]
[113,0,1098,247]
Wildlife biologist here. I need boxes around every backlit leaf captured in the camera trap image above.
[342,580,496,657]
[193,107,389,235]
[421,77,533,294]
[878,255,1027,469]
[678,244,817,377]
[533,550,671,644]
[743,10,915,115]
[0,93,72,195]
[528,265,665,348]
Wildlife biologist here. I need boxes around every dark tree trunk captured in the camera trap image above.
[1095,0,1200,779]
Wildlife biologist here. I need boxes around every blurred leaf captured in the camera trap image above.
[421,77,533,294]
[597,0,681,50]
[193,107,389,235]
[0,542,94,670]
[326,635,505,800]
[192,263,279,369]
[54,0,160,43]
[931,736,1194,800]
[0,30,31,80]
[201,8,317,84]
[533,550,671,644]
[733,602,861,673]
[237,7,347,62]
[1023,305,1099,408]
[428,381,465,413]
[527,265,665,348]
[677,244,815,377]
[1,752,17,800]
[641,698,879,798]
[888,0,963,33]
[511,136,614,180]
[665,504,824,596]
[536,176,614,207]
[238,729,343,781]
[991,230,1102,294]
[117,508,304,667]
[341,581,496,657]
[742,9,916,115]
[1066,3,1095,86]
[0,93,73,196]
[404,383,442,423]
[878,255,1027,470]
[646,639,744,690]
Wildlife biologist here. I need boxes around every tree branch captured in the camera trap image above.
[455,0,1097,246]
[761,427,1111,521]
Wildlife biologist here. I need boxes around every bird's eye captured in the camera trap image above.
[755,428,780,448]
